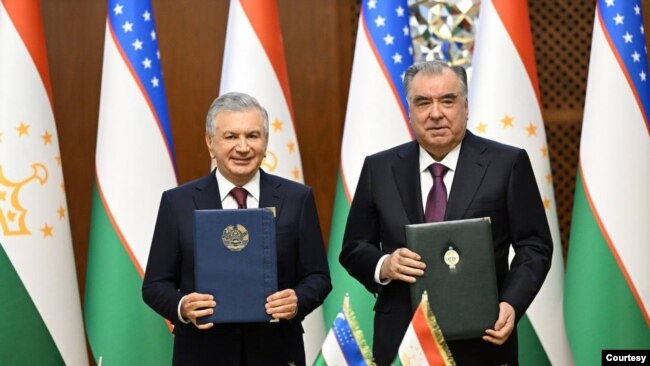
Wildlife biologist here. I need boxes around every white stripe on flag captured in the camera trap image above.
[581,14,650,315]
[468,1,572,364]
[220,0,302,180]
[321,328,349,366]
[95,26,177,270]
[398,325,428,365]
[219,1,321,362]
[0,3,88,364]
[340,20,411,195]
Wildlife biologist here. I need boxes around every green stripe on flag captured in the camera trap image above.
[565,171,650,365]
[85,184,173,365]
[0,243,65,365]
[517,314,551,366]
[313,352,326,365]
[323,173,376,343]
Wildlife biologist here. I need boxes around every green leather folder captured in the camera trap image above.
[405,217,499,340]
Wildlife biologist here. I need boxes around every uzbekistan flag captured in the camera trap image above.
[323,0,414,345]
[317,294,374,366]
[565,1,650,364]
[467,0,573,364]
[219,1,323,362]
[84,1,177,364]
[395,291,454,366]
[0,1,88,364]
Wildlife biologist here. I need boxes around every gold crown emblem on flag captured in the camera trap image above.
[0,163,48,236]
[262,150,278,172]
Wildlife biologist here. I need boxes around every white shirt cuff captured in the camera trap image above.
[177,295,191,324]
[374,254,392,285]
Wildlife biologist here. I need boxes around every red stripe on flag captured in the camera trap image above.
[94,172,174,334]
[340,165,353,204]
[412,304,446,366]
[95,169,146,279]
[578,163,650,326]
[492,0,542,107]
[239,0,294,118]
[2,0,54,107]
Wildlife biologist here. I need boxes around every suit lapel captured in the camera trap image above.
[259,170,284,216]
[192,171,223,210]
[191,170,282,213]
[393,141,425,224]
[446,131,489,220]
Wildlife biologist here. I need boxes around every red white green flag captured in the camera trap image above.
[0,0,88,364]
[394,292,455,366]
[467,0,573,364]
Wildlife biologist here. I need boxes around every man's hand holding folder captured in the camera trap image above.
[181,288,299,330]
[180,293,216,329]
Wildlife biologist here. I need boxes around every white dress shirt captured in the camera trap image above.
[374,141,463,284]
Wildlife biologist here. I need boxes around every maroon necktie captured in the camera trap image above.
[229,187,248,209]
[424,163,449,222]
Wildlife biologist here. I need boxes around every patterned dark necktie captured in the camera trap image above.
[424,163,449,222]
[229,187,248,209]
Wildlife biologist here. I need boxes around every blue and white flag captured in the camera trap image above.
[85,1,178,364]
[317,295,373,365]
[324,0,415,345]
[565,1,650,364]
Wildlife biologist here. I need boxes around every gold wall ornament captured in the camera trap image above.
[408,0,479,69]
[221,224,250,251]
[0,163,48,236]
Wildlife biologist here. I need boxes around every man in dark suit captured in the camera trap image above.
[339,61,552,365]
[142,92,331,366]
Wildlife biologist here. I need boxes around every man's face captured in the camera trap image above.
[205,109,268,186]
[408,69,468,160]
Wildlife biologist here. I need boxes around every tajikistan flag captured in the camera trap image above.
[323,0,414,346]
[395,292,454,366]
[467,0,573,364]
[220,0,303,182]
[219,0,324,362]
[84,1,177,364]
[0,0,88,364]
[565,1,650,364]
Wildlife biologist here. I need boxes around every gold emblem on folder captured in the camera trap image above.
[222,224,249,251]
[444,245,460,270]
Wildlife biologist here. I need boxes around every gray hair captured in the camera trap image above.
[403,60,468,99]
[205,92,269,136]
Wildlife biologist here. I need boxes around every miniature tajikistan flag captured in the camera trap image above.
[395,291,455,366]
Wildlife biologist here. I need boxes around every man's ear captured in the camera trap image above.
[205,134,214,159]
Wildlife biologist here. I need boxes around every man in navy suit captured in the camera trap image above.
[339,61,552,365]
[142,92,331,366]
